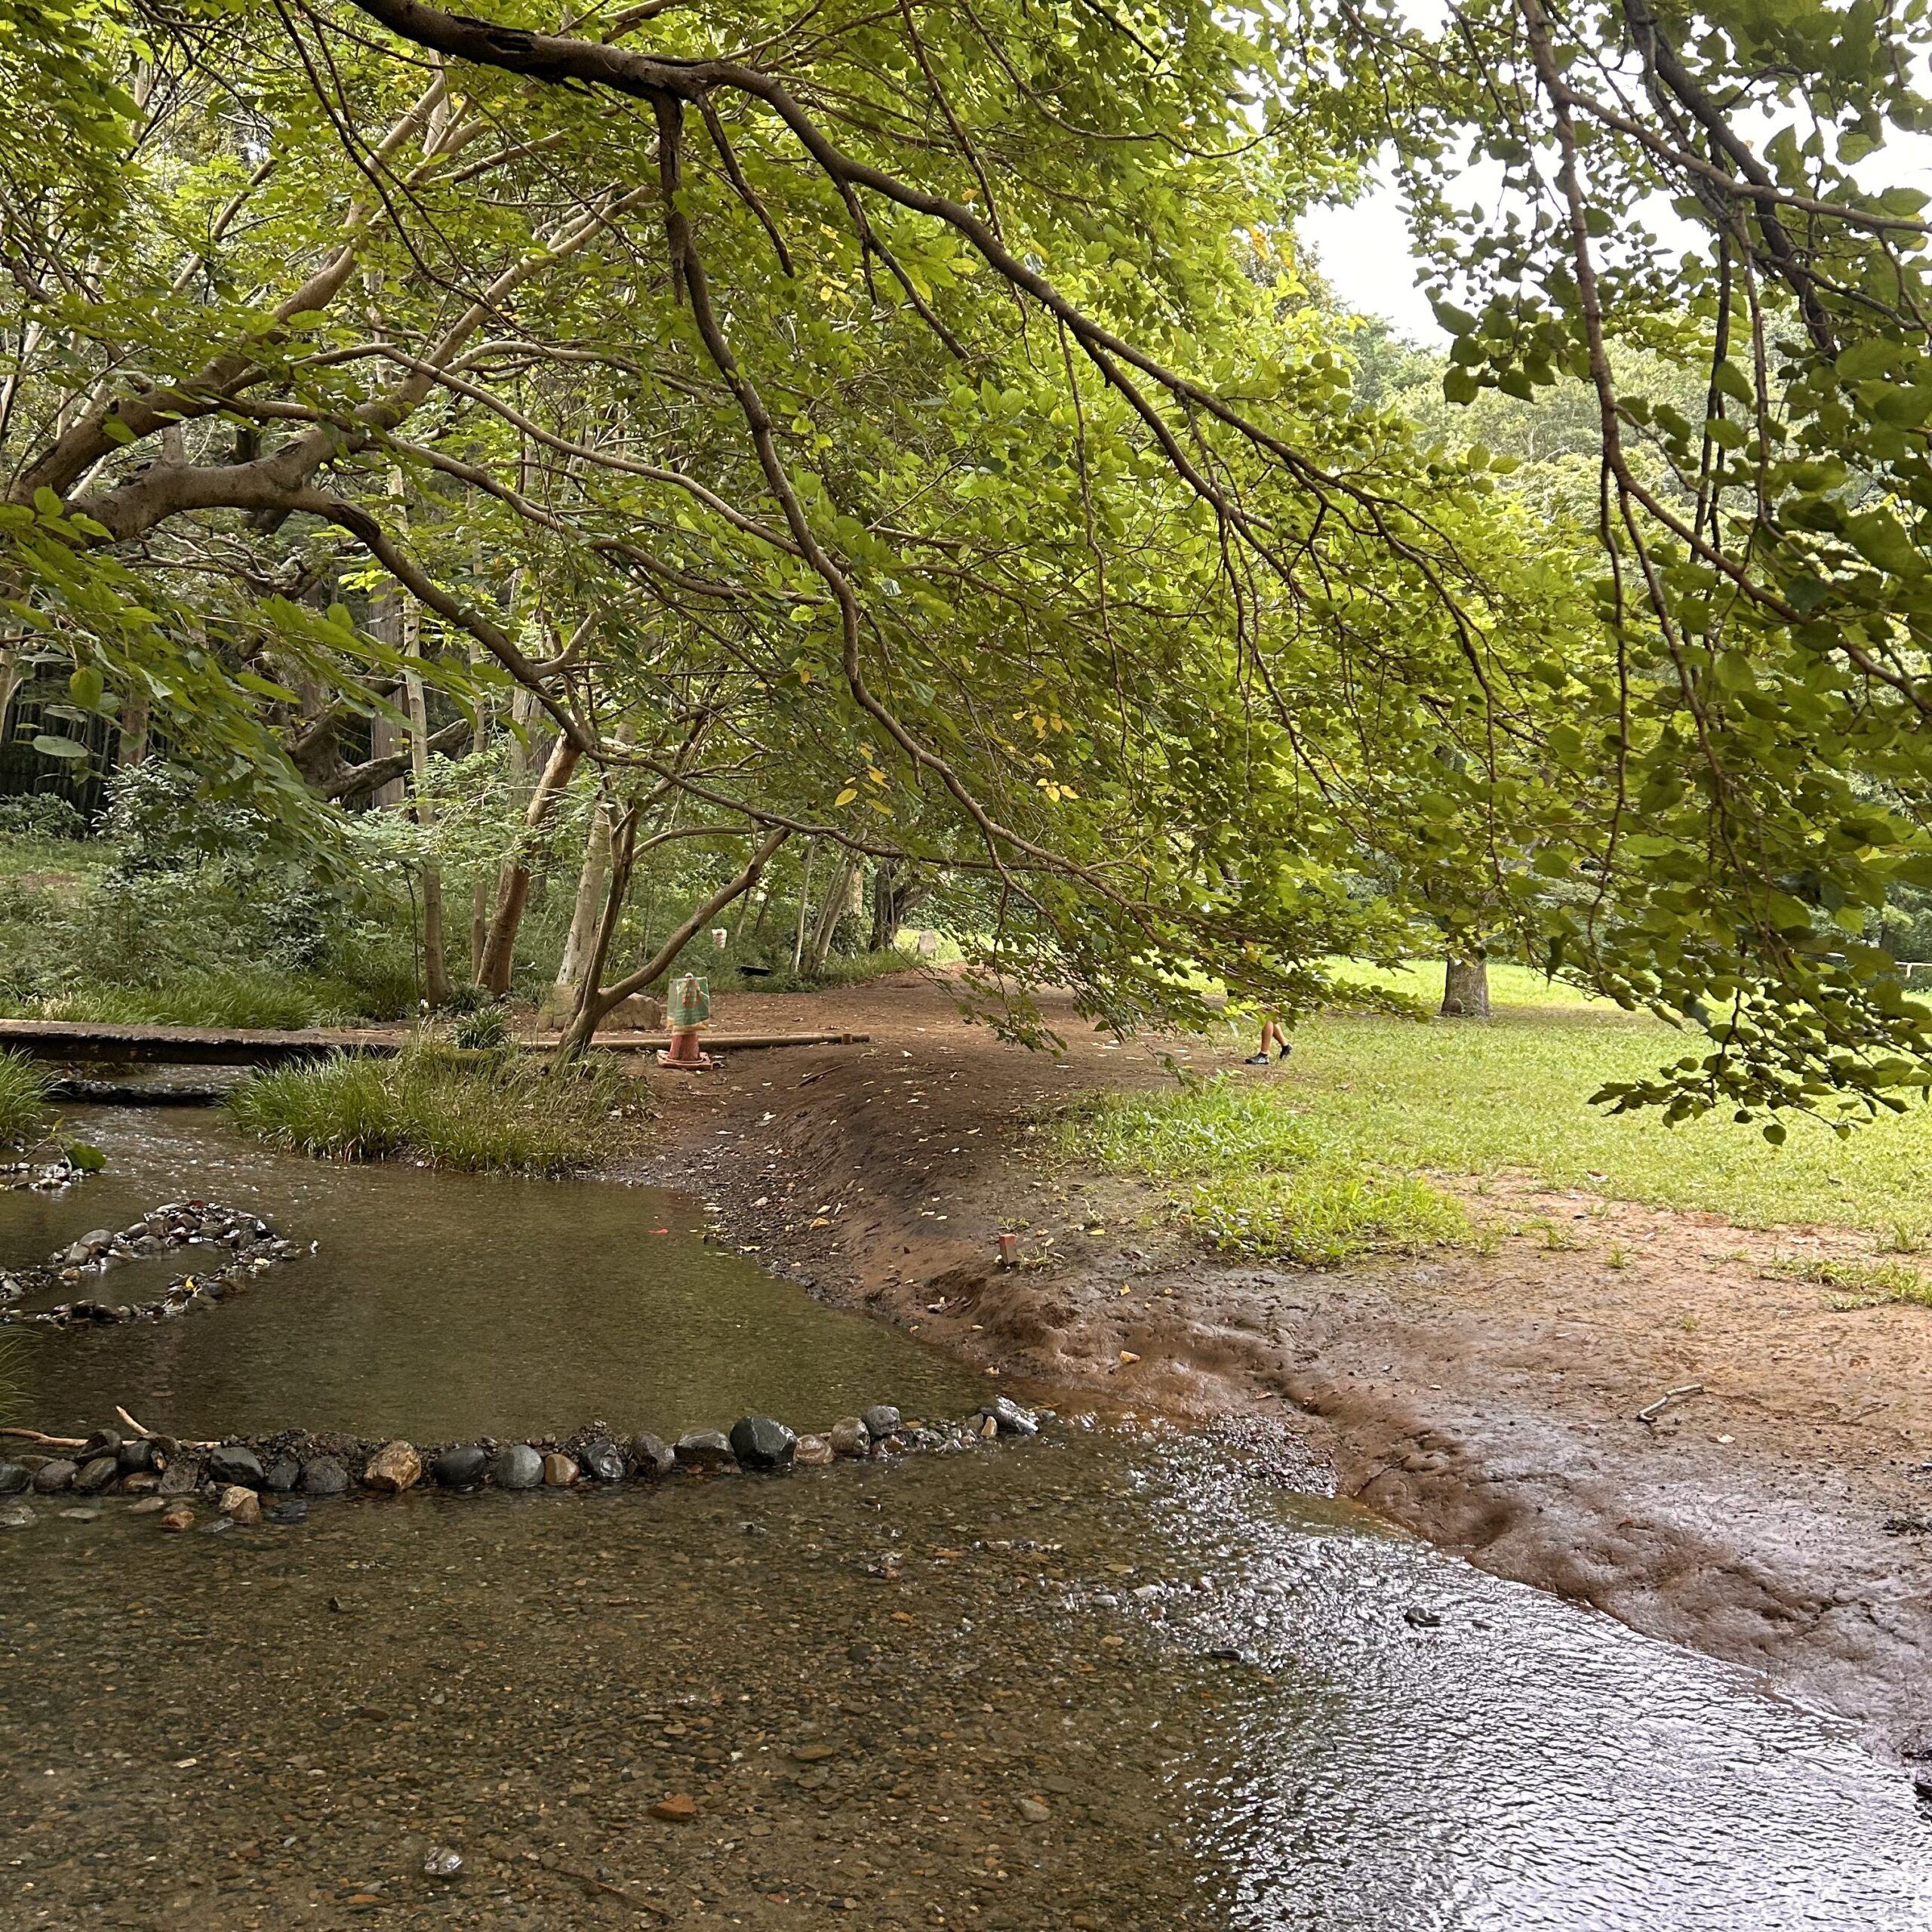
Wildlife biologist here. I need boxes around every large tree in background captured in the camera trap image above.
[7,0,1932,1124]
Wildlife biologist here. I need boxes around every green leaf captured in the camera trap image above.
[68,666,103,709]
[31,733,88,760]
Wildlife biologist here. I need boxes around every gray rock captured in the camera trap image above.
[433,1445,488,1490]
[1914,1765,1932,1804]
[201,1515,234,1534]
[629,1433,675,1478]
[262,1458,300,1493]
[0,1460,31,1495]
[491,1443,544,1490]
[297,1457,348,1497]
[862,1404,902,1440]
[266,1498,309,1525]
[59,1506,103,1522]
[828,1417,871,1459]
[729,1415,796,1471]
[32,1460,76,1494]
[981,1396,1039,1438]
[78,1429,121,1461]
[157,1458,200,1496]
[0,1502,34,1530]
[208,1444,265,1487]
[74,1455,120,1494]
[577,1438,626,1483]
[674,1429,737,1472]
[116,1438,157,1474]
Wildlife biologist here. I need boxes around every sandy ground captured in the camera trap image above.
[620,971,1932,1758]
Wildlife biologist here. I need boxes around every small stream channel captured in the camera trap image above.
[1,1108,1927,1928]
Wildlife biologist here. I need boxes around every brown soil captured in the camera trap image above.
[623,971,1932,1756]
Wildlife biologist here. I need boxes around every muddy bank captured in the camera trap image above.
[636,973,1932,1757]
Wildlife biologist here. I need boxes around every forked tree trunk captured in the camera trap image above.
[475,736,581,995]
[791,840,817,974]
[804,854,858,977]
[555,826,789,1067]
[1441,955,1491,1018]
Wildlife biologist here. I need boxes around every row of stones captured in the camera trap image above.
[0,1398,1045,1533]
[0,1198,297,1329]
[0,1149,94,1195]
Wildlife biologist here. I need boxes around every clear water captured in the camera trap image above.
[0,1106,985,1441]
[0,1109,1926,1929]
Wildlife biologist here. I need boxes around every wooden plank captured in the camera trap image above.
[0,1018,869,1066]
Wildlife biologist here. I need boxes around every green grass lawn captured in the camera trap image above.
[1065,961,1932,1250]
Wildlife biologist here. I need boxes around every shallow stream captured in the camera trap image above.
[1,1109,1927,1929]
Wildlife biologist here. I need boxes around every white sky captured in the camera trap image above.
[1297,125,1932,348]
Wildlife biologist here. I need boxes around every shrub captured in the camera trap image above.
[0,1048,48,1148]
[0,794,85,839]
[451,1002,512,1050]
[229,1044,644,1174]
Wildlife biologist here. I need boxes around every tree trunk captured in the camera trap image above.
[552,798,612,996]
[404,601,450,1006]
[868,858,928,952]
[555,826,789,1066]
[116,688,149,768]
[791,840,817,974]
[804,854,858,977]
[1441,955,1491,1018]
[475,735,581,996]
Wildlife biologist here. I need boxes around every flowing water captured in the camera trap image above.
[0,1109,1927,1930]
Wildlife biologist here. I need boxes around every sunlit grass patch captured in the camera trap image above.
[29,966,395,1030]
[1051,1080,1466,1265]
[229,1044,645,1175]
[1766,1254,1932,1311]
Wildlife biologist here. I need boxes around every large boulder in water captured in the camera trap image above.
[674,1430,736,1472]
[729,1416,795,1472]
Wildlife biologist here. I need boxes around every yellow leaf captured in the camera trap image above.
[835,786,858,806]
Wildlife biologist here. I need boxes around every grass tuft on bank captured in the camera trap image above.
[0,1048,48,1149]
[229,1045,644,1175]
[1054,1080,1467,1264]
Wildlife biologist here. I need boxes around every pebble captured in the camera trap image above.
[363,1441,423,1494]
[649,1794,697,1823]
[829,1418,871,1459]
[158,1502,195,1532]
[542,1452,579,1487]
[0,1460,32,1495]
[218,1485,262,1526]
[0,1503,35,1530]
[208,1444,265,1487]
[673,1430,736,1472]
[729,1415,796,1471]
[492,1443,544,1490]
[58,1507,102,1522]
[432,1445,488,1491]
[298,1457,349,1497]
[32,1460,75,1494]
[422,1845,463,1878]
[862,1404,903,1440]
[128,1497,170,1515]
[794,1434,834,1467]
[1016,1796,1052,1824]
[629,1433,675,1478]
[266,1497,309,1525]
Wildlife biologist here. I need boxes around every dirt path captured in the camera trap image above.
[623,971,1932,1758]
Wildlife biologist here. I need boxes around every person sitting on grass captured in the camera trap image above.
[1245,1019,1291,1066]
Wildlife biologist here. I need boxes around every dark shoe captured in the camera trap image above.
[1276,1044,1292,1061]
[1244,1052,1271,1065]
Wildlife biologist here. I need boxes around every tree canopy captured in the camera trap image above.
[6,0,1932,1127]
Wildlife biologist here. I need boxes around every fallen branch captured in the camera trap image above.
[0,1428,85,1448]
[1636,1380,1704,1426]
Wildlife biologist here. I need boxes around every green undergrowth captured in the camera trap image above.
[1052,1080,1467,1265]
[228,1045,645,1175]
[0,1048,48,1148]
[24,966,399,1031]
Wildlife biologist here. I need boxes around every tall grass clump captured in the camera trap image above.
[1053,1078,1466,1265]
[0,1048,48,1149]
[229,1045,643,1175]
